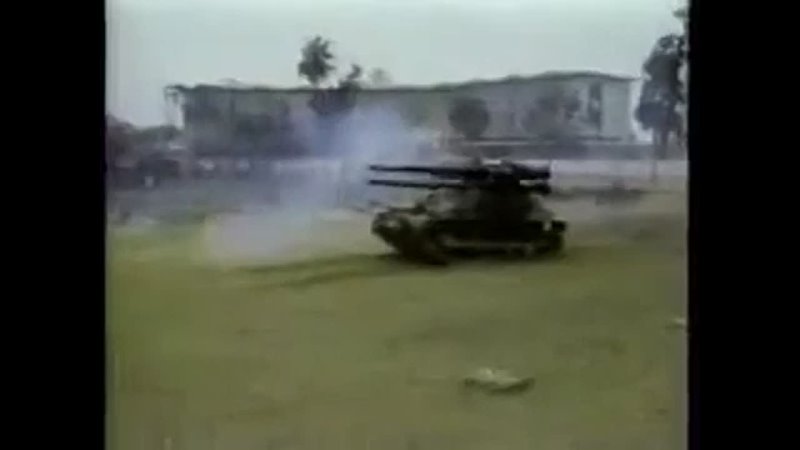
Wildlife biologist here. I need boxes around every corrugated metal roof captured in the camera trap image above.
[166,70,637,95]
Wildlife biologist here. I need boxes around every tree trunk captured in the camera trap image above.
[674,116,686,157]
[650,129,661,183]
[657,127,670,160]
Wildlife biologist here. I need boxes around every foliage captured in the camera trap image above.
[674,6,688,24]
[340,64,363,88]
[448,97,490,139]
[297,36,336,87]
[131,125,180,146]
[308,85,358,118]
[368,68,392,86]
[298,37,363,119]
[635,26,687,156]
[106,115,133,167]
[107,118,178,152]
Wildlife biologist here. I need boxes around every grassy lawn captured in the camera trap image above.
[107,196,687,450]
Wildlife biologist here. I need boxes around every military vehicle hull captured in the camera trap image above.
[367,159,567,264]
[372,208,566,265]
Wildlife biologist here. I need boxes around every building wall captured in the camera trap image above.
[351,77,632,141]
[174,75,635,152]
[600,80,634,141]
[463,77,633,141]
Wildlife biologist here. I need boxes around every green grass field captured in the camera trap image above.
[107,195,687,450]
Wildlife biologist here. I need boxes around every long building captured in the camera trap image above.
[165,70,638,155]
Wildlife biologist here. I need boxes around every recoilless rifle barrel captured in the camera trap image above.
[368,179,553,195]
[368,162,551,181]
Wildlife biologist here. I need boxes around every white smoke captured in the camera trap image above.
[205,103,436,264]
[292,104,439,209]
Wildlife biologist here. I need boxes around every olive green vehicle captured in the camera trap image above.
[368,159,567,265]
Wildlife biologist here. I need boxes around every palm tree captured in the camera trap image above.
[297,36,335,88]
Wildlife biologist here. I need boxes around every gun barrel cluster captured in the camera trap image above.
[367,161,552,195]
[368,162,550,181]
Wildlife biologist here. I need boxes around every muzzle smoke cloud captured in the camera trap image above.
[205,103,435,263]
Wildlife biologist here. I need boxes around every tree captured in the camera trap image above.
[674,6,688,29]
[106,115,135,171]
[448,97,490,140]
[297,36,335,87]
[341,64,363,87]
[132,125,179,146]
[368,68,392,86]
[635,30,687,160]
[297,37,363,118]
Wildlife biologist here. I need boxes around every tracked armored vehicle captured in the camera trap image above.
[368,159,567,265]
